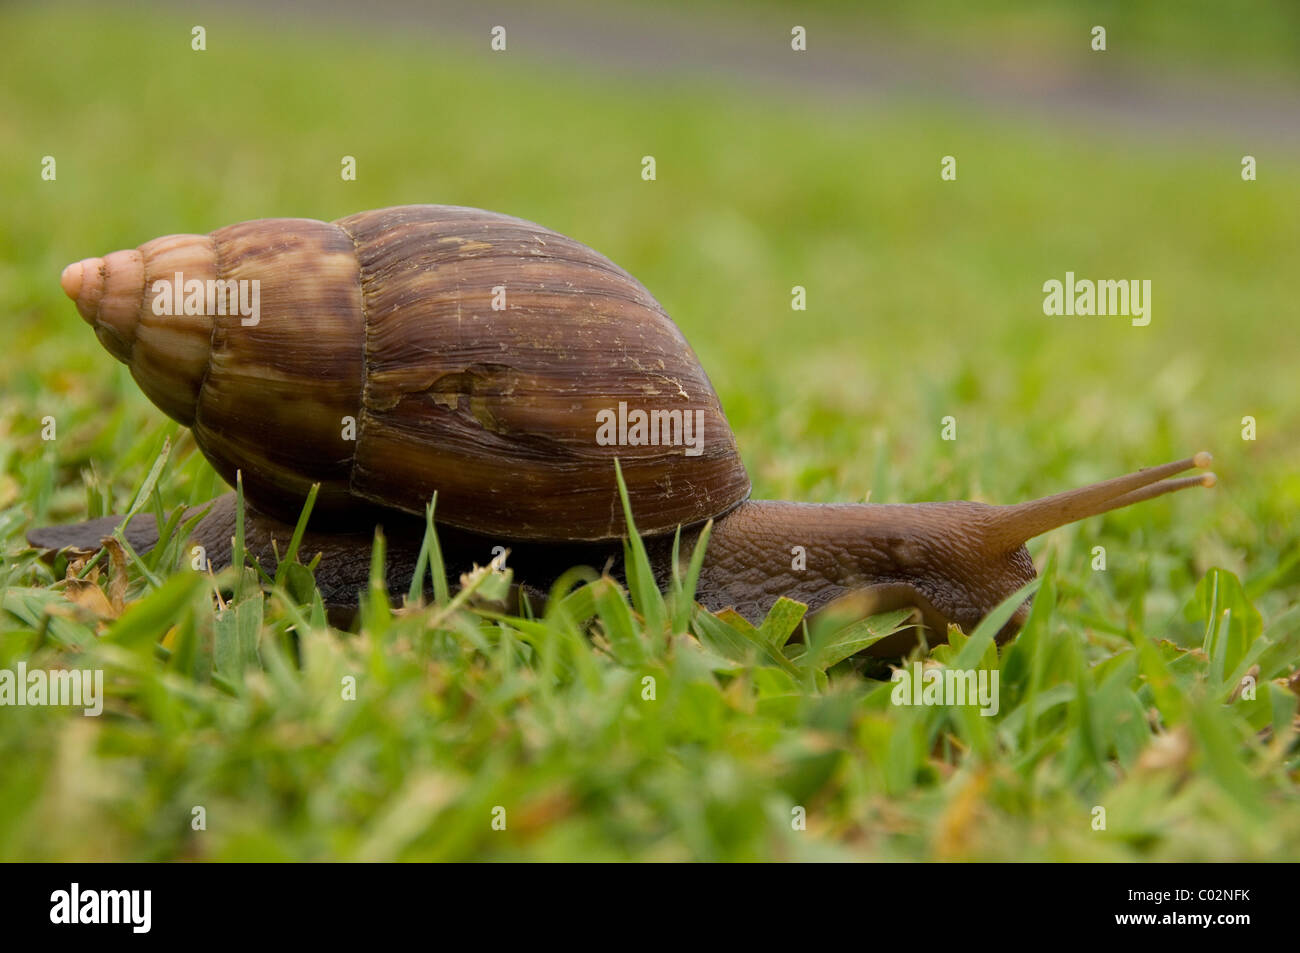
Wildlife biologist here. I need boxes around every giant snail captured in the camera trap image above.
[32,205,1216,655]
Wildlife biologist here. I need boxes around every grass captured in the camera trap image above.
[1,1,1298,860]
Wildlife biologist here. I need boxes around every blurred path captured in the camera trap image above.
[175,0,1300,143]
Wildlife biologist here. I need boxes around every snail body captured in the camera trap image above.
[40,205,1217,653]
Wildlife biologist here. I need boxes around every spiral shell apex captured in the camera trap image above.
[63,205,751,542]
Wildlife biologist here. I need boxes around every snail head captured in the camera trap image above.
[892,452,1216,639]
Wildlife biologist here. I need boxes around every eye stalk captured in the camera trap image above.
[984,452,1216,554]
[899,453,1217,643]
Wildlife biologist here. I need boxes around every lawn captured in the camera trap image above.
[1,1,1297,860]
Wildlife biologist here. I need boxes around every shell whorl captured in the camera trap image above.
[63,205,751,541]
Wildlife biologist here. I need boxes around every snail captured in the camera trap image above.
[31,205,1216,655]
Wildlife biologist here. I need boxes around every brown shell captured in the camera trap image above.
[63,205,750,541]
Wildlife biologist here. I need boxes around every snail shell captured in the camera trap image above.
[62,205,750,541]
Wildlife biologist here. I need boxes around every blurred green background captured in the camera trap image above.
[1,1,1297,860]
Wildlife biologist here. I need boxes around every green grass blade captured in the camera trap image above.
[274,482,320,588]
[613,459,666,648]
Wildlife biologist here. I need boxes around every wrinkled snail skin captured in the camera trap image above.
[40,205,1219,656]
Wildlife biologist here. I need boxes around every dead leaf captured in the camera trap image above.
[62,578,117,620]
[100,536,128,615]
